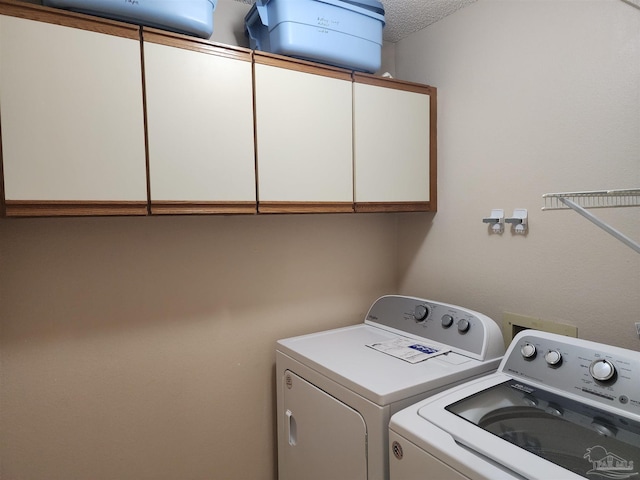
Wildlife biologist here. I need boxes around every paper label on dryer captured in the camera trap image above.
[366,338,450,364]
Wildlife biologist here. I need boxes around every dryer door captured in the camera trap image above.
[279,370,367,480]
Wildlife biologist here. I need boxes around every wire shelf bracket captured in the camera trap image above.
[542,189,640,254]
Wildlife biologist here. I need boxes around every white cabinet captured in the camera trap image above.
[0,5,147,216]
[0,1,437,218]
[253,54,354,213]
[143,30,256,215]
[353,74,436,213]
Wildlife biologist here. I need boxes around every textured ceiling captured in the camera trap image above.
[233,0,477,43]
[380,0,476,42]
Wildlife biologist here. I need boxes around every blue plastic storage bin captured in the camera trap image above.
[245,0,385,73]
[42,0,218,39]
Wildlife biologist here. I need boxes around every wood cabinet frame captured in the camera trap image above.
[253,51,355,214]
[353,72,438,213]
[0,0,147,217]
[142,28,257,215]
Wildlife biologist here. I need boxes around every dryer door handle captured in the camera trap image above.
[286,409,297,446]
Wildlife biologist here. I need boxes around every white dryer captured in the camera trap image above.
[276,295,505,480]
[389,330,640,480]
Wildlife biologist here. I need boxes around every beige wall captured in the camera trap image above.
[395,0,640,349]
[0,215,398,479]
[209,0,252,47]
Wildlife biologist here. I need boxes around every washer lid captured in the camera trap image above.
[446,379,640,477]
[277,324,499,406]
[405,374,640,480]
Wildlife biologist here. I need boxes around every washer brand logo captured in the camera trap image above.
[510,383,535,394]
[584,445,637,479]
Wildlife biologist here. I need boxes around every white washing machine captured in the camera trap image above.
[389,330,640,480]
[276,295,505,480]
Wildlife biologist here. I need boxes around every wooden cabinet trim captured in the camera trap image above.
[0,0,139,40]
[428,89,438,212]
[143,28,252,62]
[353,78,436,211]
[4,201,148,217]
[353,72,435,96]
[355,202,433,213]
[254,51,352,82]
[258,202,354,214]
[0,116,5,218]
[151,202,256,215]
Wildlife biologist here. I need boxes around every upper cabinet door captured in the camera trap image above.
[0,7,147,217]
[253,54,354,214]
[353,74,437,213]
[143,30,256,215]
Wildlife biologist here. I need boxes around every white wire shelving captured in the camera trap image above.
[542,188,640,254]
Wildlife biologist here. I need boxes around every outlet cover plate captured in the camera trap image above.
[503,312,578,349]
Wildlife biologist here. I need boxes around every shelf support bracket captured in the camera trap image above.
[559,198,640,254]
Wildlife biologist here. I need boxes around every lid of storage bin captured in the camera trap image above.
[254,0,384,15]
[340,0,384,15]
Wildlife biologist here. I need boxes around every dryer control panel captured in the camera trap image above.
[364,295,504,361]
[503,330,640,415]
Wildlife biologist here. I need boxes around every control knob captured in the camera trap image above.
[441,314,454,328]
[457,319,470,333]
[589,359,616,382]
[414,305,429,322]
[544,350,562,366]
[521,343,537,359]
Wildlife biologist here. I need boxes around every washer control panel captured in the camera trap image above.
[364,295,504,361]
[503,331,640,415]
